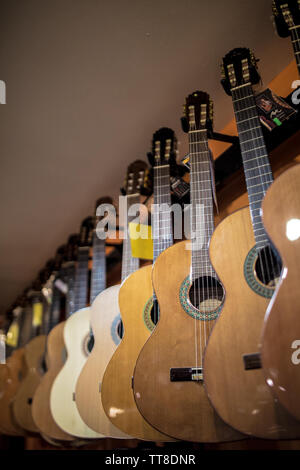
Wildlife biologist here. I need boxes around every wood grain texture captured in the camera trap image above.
[0,349,26,436]
[133,241,243,442]
[204,206,300,438]
[101,265,173,441]
[75,285,132,438]
[261,164,300,422]
[50,307,103,438]
[12,335,46,433]
[31,322,75,441]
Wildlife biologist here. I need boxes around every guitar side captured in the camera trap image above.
[12,335,46,433]
[50,307,103,438]
[133,241,242,442]
[261,164,300,421]
[101,265,173,441]
[204,206,300,438]
[75,285,132,438]
[31,322,75,441]
[0,348,26,436]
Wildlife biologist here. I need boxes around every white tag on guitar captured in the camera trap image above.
[54,278,68,294]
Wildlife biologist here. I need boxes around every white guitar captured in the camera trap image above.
[75,160,148,437]
[50,216,104,438]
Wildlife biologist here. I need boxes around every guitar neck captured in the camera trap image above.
[189,129,215,280]
[153,164,173,262]
[121,194,140,282]
[74,247,90,311]
[90,233,106,303]
[231,84,273,249]
[65,262,76,317]
[290,26,300,75]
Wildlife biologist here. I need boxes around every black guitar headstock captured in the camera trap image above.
[64,234,79,263]
[53,245,66,271]
[273,0,300,37]
[147,127,177,168]
[121,160,149,196]
[182,91,213,132]
[221,48,261,96]
[79,216,94,247]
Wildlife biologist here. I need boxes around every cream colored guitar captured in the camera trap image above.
[75,161,147,438]
[50,216,103,438]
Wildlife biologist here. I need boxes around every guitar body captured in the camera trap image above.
[75,285,131,438]
[0,348,26,436]
[101,265,173,441]
[204,206,300,438]
[261,164,300,421]
[50,307,103,438]
[133,241,242,442]
[13,335,46,433]
[31,322,75,441]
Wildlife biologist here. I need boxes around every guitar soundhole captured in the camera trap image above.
[189,276,224,313]
[87,333,94,353]
[117,320,124,339]
[254,245,282,288]
[150,299,159,326]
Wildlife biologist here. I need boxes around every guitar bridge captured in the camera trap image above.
[243,353,261,370]
[170,367,203,382]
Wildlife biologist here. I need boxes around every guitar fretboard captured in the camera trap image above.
[121,194,140,282]
[231,84,273,249]
[74,247,90,311]
[189,129,215,280]
[90,233,106,303]
[65,262,76,317]
[291,26,300,74]
[153,164,173,262]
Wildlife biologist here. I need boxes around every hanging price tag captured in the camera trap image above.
[129,223,153,260]
[32,302,43,327]
[6,322,19,348]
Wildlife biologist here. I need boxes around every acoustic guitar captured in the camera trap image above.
[31,235,78,441]
[75,160,147,438]
[101,128,177,441]
[12,252,65,433]
[260,1,300,423]
[50,217,103,439]
[204,47,300,438]
[133,92,242,442]
[49,198,112,439]
[0,299,28,435]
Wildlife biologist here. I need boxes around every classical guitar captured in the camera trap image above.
[260,1,300,422]
[0,298,28,436]
[50,217,103,439]
[101,128,177,441]
[75,160,147,438]
[31,236,78,441]
[13,252,64,434]
[204,48,300,438]
[50,198,112,439]
[133,92,242,442]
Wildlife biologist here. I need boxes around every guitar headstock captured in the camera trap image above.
[65,234,79,263]
[182,91,213,132]
[53,245,66,271]
[273,0,300,37]
[121,160,149,196]
[147,127,177,168]
[221,48,261,96]
[79,216,94,247]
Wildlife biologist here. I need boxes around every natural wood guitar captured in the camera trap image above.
[101,129,176,441]
[133,92,242,442]
[204,48,300,438]
[75,161,146,438]
[31,237,78,441]
[261,164,300,421]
